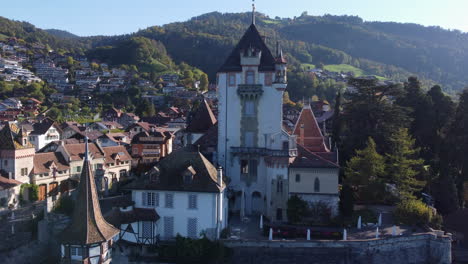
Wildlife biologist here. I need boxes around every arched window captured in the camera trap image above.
[314,177,320,192]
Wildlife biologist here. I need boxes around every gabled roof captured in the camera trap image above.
[30,118,59,135]
[194,123,218,150]
[33,152,69,174]
[127,146,224,193]
[218,23,276,72]
[63,142,104,161]
[292,104,329,152]
[131,130,168,145]
[60,140,119,245]
[290,144,338,169]
[102,146,132,164]
[185,99,217,133]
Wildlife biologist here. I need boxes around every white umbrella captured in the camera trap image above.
[307,229,310,241]
[378,213,382,227]
[260,214,263,229]
[343,229,347,241]
[375,227,379,239]
[269,228,273,241]
[392,225,397,236]
[357,216,362,229]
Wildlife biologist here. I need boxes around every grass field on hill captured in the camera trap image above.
[324,64,364,76]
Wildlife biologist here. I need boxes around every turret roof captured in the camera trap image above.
[59,139,119,245]
[218,24,276,72]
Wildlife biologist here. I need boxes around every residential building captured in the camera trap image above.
[28,118,62,151]
[0,123,35,183]
[288,104,340,216]
[115,146,227,243]
[130,129,173,164]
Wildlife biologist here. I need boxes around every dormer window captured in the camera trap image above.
[183,166,196,184]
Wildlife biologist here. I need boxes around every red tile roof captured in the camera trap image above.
[292,104,329,152]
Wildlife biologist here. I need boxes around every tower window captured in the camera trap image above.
[246,70,255,84]
[244,100,255,116]
[265,72,272,86]
[244,132,254,147]
[314,177,320,192]
[228,73,236,86]
[241,160,249,174]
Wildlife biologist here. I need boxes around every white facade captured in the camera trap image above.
[29,126,61,151]
[130,189,228,241]
[217,37,294,220]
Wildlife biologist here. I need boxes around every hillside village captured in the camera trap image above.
[0,6,467,264]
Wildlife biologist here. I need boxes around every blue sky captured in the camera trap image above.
[1,0,467,36]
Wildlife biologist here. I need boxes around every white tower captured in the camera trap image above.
[217,6,296,220]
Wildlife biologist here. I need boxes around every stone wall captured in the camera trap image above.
[224,233,451,264]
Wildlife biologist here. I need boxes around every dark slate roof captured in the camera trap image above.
[218,23,276,72]
[126,146,225,193]
[106,208,159,226]
[290,144,339,169]
[30,118,58,135]
[60,144,119,245]
[185,99,217,133]
[194,123,218,149]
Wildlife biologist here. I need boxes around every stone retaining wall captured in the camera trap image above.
[224,233,451,264]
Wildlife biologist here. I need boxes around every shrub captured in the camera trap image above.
[53,196,75,216]
[394,198,441,228]
[287,195,308,224]
[306,201,332,225]
[158,234,231,263]
[339,184,354,217]
[20,184,39,202]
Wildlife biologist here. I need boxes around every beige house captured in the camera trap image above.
[0,122,35,183]
[288,105,340,216]
[31,142,131,200]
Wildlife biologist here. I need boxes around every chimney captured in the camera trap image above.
[217,167,223,186]
[8,172,12,180]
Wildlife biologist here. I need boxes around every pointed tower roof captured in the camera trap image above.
[0,123,35,150]
[218,23,276,72]
[185,99,217,133]
[292,104,329,152]
[275,41,287,64]
[60,138,119,245]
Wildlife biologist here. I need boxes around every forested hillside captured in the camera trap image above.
[2,11,468,95]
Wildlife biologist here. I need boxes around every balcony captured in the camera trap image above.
[231,147,297,157]
[237,84,263,99]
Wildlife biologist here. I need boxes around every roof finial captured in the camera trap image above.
[251,0,256,25]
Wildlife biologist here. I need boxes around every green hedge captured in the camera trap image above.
[20,184,39,202]
[393,198,442,228]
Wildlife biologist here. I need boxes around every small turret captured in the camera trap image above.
[274,41,287,84]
